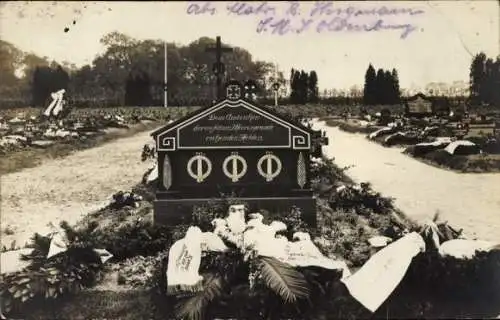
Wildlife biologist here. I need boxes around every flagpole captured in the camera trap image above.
[274,63,278,107]
[164,41,168,108]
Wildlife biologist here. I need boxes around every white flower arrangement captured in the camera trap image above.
[166,204,352,295]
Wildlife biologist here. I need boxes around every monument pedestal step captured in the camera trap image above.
[154,196,317,227]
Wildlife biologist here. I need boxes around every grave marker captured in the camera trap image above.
[151,80,326,226]
[404,93,432,117]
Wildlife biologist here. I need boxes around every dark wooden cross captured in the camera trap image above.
[205,36,233,101]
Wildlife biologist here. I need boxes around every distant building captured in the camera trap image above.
[404,93,433,116]
[404,93,451,117]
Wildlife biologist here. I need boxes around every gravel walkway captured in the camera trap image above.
[314,120,500,243]
[0,129,157,249]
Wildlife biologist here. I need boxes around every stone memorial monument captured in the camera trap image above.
[151,80,327,226]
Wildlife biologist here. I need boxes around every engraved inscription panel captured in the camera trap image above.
[177,104,291,148]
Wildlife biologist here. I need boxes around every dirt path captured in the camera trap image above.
[313,120,500,243]
[0,128,159,248]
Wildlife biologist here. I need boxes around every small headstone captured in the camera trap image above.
[151,80,327,226]
[31,140,56,148]
[405,93,432,117]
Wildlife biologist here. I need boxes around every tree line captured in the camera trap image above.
[31,64,70,107]
[289,69,319,104]
[469,52,500,106]
[2,35,498,109]
[0,33,275,108]
[362,64,401,105]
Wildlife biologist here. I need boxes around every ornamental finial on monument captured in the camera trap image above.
[225,80,243,101]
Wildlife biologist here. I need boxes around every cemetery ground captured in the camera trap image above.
[313,121,500,243]
[322,112,500,173]
[0,106,198,175]
[1,106,499,319]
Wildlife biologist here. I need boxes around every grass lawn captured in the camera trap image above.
[25,290,169,320]
[416,150,500,173]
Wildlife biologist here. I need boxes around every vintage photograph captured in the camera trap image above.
[1,1,499,319]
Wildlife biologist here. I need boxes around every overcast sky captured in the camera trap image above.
[1,1,498,90]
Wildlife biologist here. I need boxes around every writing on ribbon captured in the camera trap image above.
[185,1,426,39]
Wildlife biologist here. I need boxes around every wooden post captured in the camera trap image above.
[164,41,168,108]
[273,63,279,107]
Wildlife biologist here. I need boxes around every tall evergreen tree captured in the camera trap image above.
[32,67,43,107]
[492,57,500,106]
[484,58,495,105]
[125,71,153,106]
[31,65,69,107]
[391,68,401,104]
[124,73,136,106]
[290,69,300,104]
[308,70,318,103]
[375,69,385,104]
[469,52,487,105]
[383,70,393,104]
[363,64,377,105]
[139,72,152,106]
[299,70,308,104]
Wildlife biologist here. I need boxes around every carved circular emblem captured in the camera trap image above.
[187,153,212,183]
[272,82,280,91]
[223,152,247,182]
[257,152,282,182]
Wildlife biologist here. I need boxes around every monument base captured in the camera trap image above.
[153,196,317,227]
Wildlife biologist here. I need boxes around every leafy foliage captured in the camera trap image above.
[88,219,175,261]
[310,156,354,188]
[1,222,104,316]
[174,273,225,320]
[109,190,143,209]
[1,35,275,108]
[113,253,168,289]
[328,182,395,215]
[158,203,319,320]
[258,256,310,303]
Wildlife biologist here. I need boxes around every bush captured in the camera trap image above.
[378,108,392,126]
[424,149,468,170]
[383,132,423,147]
[86,219,176,261]
[324,119,377,134]
[328,183,395,215]
[112,253,168,289]
[382,250,500,318]
[310,156,354,187]
[1,222,105,316]
[404,144,444,157]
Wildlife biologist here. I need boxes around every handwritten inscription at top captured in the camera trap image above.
[185,1,425,39]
